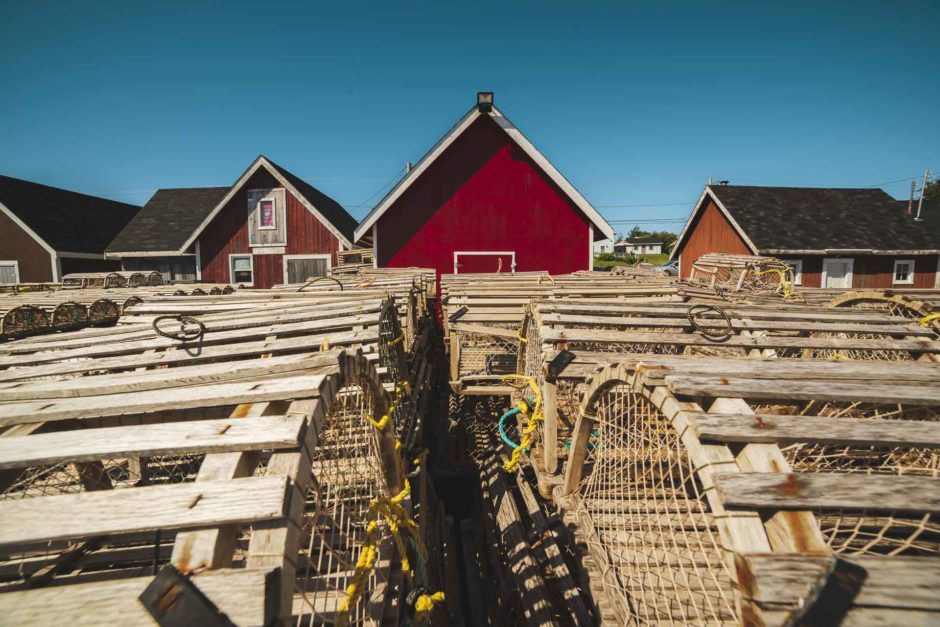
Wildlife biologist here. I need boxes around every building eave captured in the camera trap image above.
[179,156,353,253]
[353,105,614,242]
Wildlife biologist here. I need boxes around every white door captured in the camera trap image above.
[823,259,853,288]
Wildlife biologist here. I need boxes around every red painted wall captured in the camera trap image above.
[0,209,53,282]
[675,199,753,277]
[674,200,939,287]
[373,116,594,276]
[784,254,938,288]
[198,168,341,288]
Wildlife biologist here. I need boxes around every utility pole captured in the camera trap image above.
[907,180,915,215]
[916,168,932,220]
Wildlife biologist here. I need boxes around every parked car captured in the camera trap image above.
[656,260,678,276]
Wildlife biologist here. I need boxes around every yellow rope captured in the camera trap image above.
[386,333,405,347]
[919,313,940,328]
[500,375,543,473]
[748,264,796,298]
[414,591,446,622]
[336,381,443,625]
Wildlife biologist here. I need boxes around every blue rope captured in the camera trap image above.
[498,407,521,450]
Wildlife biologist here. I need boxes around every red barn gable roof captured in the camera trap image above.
[179,155,355,252]
[353,105,614,242]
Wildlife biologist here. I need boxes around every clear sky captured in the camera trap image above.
[1,1,937,234]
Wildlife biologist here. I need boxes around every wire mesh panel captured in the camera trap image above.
[0,453,205,590]
[574,383,739,625]
[293,385,389,626]
[456,329,519,379]
[749,399,940,557]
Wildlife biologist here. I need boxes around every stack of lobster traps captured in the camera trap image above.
[515,283,940,624]
[441,271,721,396]
[0,277,235,341]
[0,268,449,625]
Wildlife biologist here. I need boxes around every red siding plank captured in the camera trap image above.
[676,199,752,278]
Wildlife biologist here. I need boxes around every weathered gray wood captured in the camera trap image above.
[515,474,593,626]
[0,475,289,546]
[540,327,939,353]
[450,322,520,339]
[715,472,940,515]
[481,454,558,626]
[0,337,374,382]
[0,566,280,626]
[691,412,940,449]
[542,351,940,384]
[737,553,940,613]
[666,375,940,406]
[0,415,305,470]
[0,374,329,426]
[0,352,340,400]
[539,311,932,336]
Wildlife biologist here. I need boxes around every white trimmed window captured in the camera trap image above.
[258,197,276,230]
[781,260,803,286]
[893,259,914,285]
[229,255,254,286]
[0,260,19,284]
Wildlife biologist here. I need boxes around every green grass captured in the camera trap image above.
[637,253,669,265]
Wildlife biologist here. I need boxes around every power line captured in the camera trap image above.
[596,201,694,208]
[345,166,406,210]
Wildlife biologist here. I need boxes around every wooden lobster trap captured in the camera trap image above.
[556,356,940,626]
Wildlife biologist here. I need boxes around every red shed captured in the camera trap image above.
[671,184,940,289]
[176,156,357,289]
[354,94,614,275]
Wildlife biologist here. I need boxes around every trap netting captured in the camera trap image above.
[454,326,520,380]
[0,450,204,589]
[292,384,390,625]
[573,383,738,625]
[768,330,919,361]
[750,399,940,557]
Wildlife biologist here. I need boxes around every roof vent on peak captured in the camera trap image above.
[477,91,494,113]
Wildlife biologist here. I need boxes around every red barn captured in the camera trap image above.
[671,184,940,289]
[354,93,613,275]
[110,156,357,288]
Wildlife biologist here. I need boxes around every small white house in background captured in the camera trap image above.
[593,237,615,254]
[615,237,663,255]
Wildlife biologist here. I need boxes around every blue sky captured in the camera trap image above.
[1,1,937,234]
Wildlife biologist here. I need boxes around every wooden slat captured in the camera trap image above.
[0,567,280,626]
[540,327,939,352]
[0,353,338,401]
[737,553,940,611]
[715,472,940,515]
[691,413,940,449]
[0,475,289,546]
[0,414,305,469]
[450,322,520,339]
[665,375,940,406]
[0,334,372,382]
[0,374,329,426]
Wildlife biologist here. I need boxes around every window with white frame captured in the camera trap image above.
[781,259,803,286]
[893,259,914,285]
[258,197,276,230]
[0,261,19,284]
[229,255,253,285]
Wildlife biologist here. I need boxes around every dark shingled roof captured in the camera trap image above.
[265,158,357,244]
[709,185,939,252]
[621,236,663,245]
[107,187,229,253]
[0,174,140,254]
